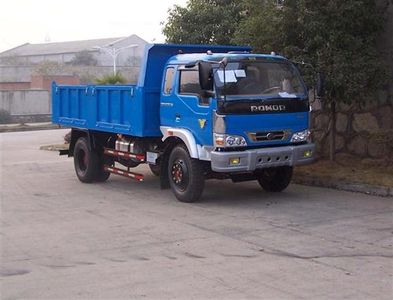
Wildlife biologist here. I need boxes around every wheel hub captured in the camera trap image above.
[77,149,88,171]
[171,160,188,190]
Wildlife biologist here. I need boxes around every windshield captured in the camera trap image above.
[213,59,306,98]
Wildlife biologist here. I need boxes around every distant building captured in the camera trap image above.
[0,35,148,89]
[0,34,147,67]
[0,35,147,123]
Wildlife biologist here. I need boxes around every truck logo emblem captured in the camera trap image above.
[266,133,275,140]
[250,105,286,112]
[198,119,207,129]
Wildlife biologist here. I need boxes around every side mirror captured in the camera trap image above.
[316,72,325,98]
[198,90,214,106]
[198,61,213,91]
[219,57,228,68]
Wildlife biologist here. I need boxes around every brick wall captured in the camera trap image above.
[31,75,80,90]
[0,82,31,90]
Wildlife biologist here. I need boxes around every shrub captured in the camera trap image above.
[95,72,127,85]
[0,109,11,124]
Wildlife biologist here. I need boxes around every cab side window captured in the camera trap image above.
[179,70,203,95]
[163,67,175,95]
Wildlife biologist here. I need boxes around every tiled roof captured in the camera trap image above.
[0,35,145,57]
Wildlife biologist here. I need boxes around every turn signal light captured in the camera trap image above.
[215,136,225,146]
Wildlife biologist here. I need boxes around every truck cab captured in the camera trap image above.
[160,52,314,170]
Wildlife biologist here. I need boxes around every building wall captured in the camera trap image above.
[0,90,50,115]
[0,66,31,82]
[311,103,392,161]
[0,82,30,90]
[31,75,80,90]
[0,65,140,85]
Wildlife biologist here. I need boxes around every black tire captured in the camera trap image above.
[149,164,160,176]
[73,137,99,183]
[168,145,204,202]
[95,153,112,182]
[95,171,110,182]
[257,166,293,192]
[95,153,115,182]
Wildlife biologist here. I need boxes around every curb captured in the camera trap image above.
[40,144,69,151]
[0,124,62,133]
[293,174,392,197]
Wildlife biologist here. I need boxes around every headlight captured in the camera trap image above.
[214,133,247,147]
[290,129,311,143]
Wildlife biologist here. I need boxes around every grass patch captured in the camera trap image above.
[295,154,393,187]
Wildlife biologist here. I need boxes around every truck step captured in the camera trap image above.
[103,165,144,182]
[104,148,145,162]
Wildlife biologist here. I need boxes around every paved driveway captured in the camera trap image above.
[1,129,392,299]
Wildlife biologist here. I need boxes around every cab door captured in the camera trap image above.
[160,66,177,126]
[175,67,213,146]
[160,66,213,147]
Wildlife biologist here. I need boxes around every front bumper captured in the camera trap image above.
[210,143,315,172]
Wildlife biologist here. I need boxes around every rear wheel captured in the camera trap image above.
[95,154,112,182]
[73,137,99,183]
[96,171,110,182]
[168,145,204,202]
[257,166,293,192]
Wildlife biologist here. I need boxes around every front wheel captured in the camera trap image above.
[168,145,204,202]
[257,166,293,192]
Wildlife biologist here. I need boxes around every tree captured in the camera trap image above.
[235,0,387,96]
[69,50,98,66]
[163,0,389,160]
[162,0,244,44]
[282,0,388,160]
[0,109,11,124]
[33,60,63,75]
[233,0,284,53]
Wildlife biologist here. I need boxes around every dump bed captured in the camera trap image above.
[52,43,251,137]
[52,83,151,136]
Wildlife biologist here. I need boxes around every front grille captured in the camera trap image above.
[248,130,289,142]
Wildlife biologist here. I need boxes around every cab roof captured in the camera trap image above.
[137,43,286,88]
[167,52,287,66]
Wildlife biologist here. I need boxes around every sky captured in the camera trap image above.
[0,0,188,52]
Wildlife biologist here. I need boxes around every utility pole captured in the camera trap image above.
[94,44,138,75]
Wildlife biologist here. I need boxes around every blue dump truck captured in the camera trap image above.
[52,44,316,202]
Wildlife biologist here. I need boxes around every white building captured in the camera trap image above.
[0,35,147,67]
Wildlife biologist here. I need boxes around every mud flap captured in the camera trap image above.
[160,149,170,189]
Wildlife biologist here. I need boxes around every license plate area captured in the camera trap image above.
[256,153,292,166]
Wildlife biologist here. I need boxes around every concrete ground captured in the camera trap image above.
[1,129,392,300]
